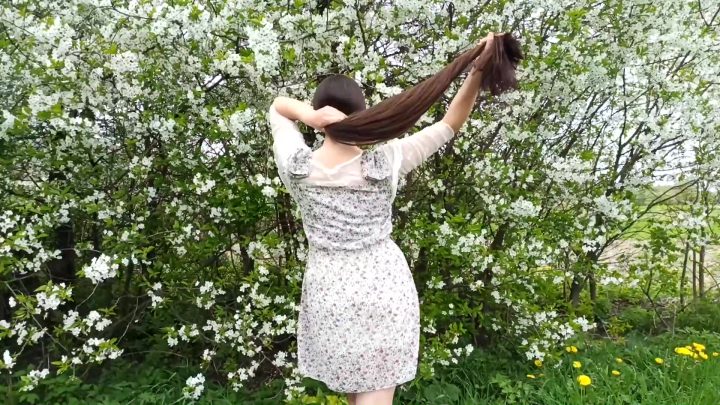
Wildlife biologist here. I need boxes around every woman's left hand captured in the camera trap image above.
[473,32,497,72]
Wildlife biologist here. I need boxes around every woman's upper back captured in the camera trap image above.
[280,146,395,251]
[268,105,456,251]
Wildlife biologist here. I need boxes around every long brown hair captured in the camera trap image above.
[323,33,523,146]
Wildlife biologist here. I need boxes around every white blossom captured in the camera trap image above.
[82,254,119,284]
[2,350,14,370]
[19,368,49,392]
[184,373,206,400]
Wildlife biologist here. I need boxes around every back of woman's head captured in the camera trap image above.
[312,74,367,116]
[324,33,523,146]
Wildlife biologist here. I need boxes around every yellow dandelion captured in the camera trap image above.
[699,351,708,360]
[615,357,623,364]
[692,342,706,352]
[693,352,700,360]
[534,359,543,368]
[527,374,536,379]
[577,374,592,387]
[611,370,621,376]
[655,357,664,365]
[675,347,694,356]
[572,361,582,369]
[713,352,719,357]
[566,345,579,354]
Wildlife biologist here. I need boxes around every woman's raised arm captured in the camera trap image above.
[271,96,315,125]
[271,96,346,132]
[267,98,310,176]
[440,63,485,133]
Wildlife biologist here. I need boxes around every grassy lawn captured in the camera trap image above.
[4,331,720,405]
[407,331,720,405]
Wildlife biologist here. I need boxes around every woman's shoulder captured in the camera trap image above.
[360,148,392,182]
[282,147,311,179]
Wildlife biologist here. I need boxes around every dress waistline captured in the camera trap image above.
[308,236,393,254]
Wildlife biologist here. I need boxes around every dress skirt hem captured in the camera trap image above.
[298,363,417,394]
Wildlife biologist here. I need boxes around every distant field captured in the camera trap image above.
[622,204,720,241]
[599,239,720,291]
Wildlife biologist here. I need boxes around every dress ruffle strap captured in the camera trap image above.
[360,149,391,181]
[287,147,312,179]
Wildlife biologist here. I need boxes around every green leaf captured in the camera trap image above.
[283,47,296,62]
[190,5,202,21]
[51,102,62,116]
[103,43,118,55]
[579,150,595,161]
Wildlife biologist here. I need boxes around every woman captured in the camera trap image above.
[268,32,521,405]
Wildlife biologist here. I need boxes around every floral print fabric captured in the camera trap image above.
[297,238,420,393]
[283,146,420,393]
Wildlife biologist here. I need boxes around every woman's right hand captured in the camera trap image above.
[303,106,347,131]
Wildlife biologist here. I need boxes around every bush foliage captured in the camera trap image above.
[1,0,719,401]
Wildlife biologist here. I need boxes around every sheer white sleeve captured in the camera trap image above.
[268,104,310,174]
[379,120,456,178]
[376,120,455,200]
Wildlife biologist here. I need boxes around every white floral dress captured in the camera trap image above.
[268,105,455,393]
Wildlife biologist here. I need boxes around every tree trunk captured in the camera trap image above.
[692,249,697,300]
[679,240,690,307]
[699,244,705,298]
[47,220,77,283]
[569,275,583,307]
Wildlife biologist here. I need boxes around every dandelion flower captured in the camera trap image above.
[577,374,592,387]
[713,352,719,357]
[655,357,664,365]
[692,343,706,352]
[527,374,536,379]
[675,347,694,356]
[566,345,579,354]
[699,351,708,360]
[572,361,582,369]
[615,357,623,364]
[534,359,543,368]
[611,370,621,376]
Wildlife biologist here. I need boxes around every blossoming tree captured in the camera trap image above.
[1,0,718,401]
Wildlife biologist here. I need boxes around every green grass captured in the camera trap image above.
[4,331,720,405]
[403,330,720,405]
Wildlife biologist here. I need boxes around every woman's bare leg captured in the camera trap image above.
[346,392,357,405]
[355,385,396,405]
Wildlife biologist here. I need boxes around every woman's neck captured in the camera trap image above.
[320,133,363,154]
